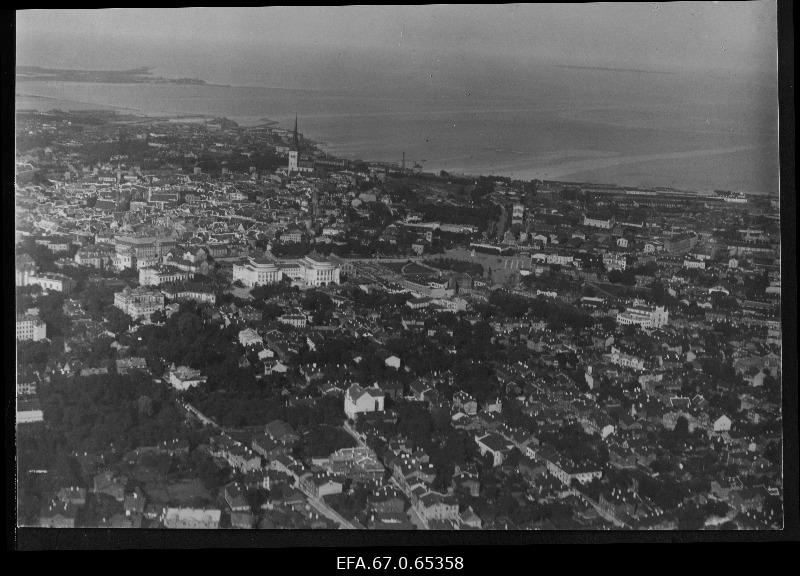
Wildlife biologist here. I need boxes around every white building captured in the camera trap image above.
[607,346,645,371]
[297,255,341,286]
[683,258,706,270]
[583,214,615,229]
[384,355,401,370]
[511,203,525,225]
[15,255,38,287]
[114,287,165,321]
[233,256,283,287]
[546,460,603,486]
[17,397,44,424]
[278,314,307,328]
[24,273,76,294]
[344,383,385,420]
[139,266,193,287]
[287,147,314,174]
[163,507,221,529]
[74,244,114,269]
[162,286,216,305]
[238,328,263,348]
[113,233,176,270]
[168,366,207,391]
[713,415,732,433]
[432,297,468,312]
[234,254,342,288]
[616,304,669,329]
[16,312,47,341]
[546,253,574,266]
[279,230,304,244]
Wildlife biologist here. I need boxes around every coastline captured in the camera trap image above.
[428,144,771,193]
[15,84,777,196]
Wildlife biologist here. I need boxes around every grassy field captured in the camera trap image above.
[440,248,529,286]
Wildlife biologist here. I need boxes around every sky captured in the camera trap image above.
[16,3,778,79]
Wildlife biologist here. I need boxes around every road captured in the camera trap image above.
[178,403,430,530]
[297,484,359,530]
[181,401,222,429]
[585,280,620,300]
[342,421,367,448]
[344,256,425,263]
[341,421,430,530]
[578,493,630,529]
[389,477,429,530]
[182,404,357,528]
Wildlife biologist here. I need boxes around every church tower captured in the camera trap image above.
[288,115,299,173]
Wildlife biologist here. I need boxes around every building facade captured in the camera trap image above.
[16,312,47,341]
[114,287,165,321]
[344,384,386,420]
[74,244,115,269]
[616,304,669,329]
[298,255,341,286]
[139,266,193,287]
[233,256,282,287]
[113,233,177,270]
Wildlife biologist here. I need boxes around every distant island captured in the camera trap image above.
[16,66,214,86]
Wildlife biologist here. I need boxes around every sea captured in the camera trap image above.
[14,64,780,194]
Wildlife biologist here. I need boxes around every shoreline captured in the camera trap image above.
[425,144,771,194]
[15,92,776,197]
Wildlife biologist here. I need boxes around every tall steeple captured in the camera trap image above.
[288,115,300,173]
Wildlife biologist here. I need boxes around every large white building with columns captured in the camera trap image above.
[233,256,283,287]
[298,255,340,286]
[233,254,341,287]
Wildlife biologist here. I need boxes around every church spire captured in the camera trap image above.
[293,115,299,150]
